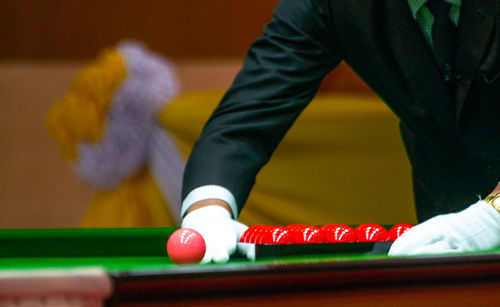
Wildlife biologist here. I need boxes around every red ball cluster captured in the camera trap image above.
[240,223,413,245]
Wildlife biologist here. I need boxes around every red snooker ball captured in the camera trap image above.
[355,224,389,242]
[388,223,413,241]
[241,225,295,244]
[321,224,358,243]
[167,228,206,264]
[270,227,295,244]
[240,225,264,244]
[260,226,294,244]
[257,225,275,244]
[239,226,254,243]
[287,224,325,244]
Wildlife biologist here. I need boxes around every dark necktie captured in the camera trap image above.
[425,0,457,83]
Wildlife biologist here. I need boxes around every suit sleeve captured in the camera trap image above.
[182,0,342,213]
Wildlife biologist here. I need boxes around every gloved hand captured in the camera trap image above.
[389,201,500,256]
[181,205,253,263]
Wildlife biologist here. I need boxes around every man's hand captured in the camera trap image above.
[389,201,500,256]
[181,205,250,263]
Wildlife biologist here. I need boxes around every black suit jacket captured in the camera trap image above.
[183,0,500,221]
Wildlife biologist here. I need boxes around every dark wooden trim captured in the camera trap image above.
[109,253,500,304]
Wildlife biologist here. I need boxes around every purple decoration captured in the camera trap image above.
[73,41,180,190]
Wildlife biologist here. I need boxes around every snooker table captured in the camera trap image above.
[1,228,500,306]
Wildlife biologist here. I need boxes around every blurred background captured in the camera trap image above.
[0,0,414,229]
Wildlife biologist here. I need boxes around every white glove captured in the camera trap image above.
[389,201,500,256]
[181,205,252,263]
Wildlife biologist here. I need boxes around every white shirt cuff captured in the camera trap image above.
[181,185,238,219]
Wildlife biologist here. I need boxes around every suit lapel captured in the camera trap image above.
[382,0,457,136]
[455,0,496,121]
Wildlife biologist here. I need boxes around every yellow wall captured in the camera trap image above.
[1,0,278,60]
